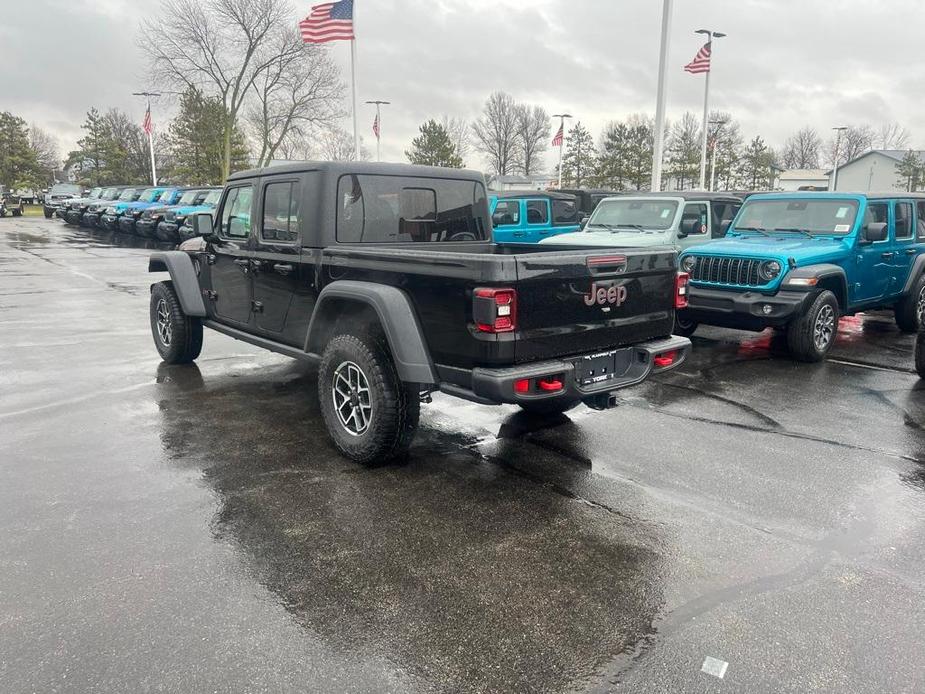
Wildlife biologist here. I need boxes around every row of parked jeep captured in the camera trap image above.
[45,184,221,242]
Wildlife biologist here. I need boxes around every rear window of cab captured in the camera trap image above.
[336,174,491,243]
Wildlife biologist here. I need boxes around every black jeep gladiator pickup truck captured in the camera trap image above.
[148,162,691,463]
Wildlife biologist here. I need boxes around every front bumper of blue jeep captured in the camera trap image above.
[681,285,814,331]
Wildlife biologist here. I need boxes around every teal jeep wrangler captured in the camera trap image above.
[677,193,925,362]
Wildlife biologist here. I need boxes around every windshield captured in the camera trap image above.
[588,199,679,231]
[118,188,138,201]
[733,199,860,235]
[203,189,221,205]
[178,190,200,205]
[139,188,160,203]
[88,188,102,198]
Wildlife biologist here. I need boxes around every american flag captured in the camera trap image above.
[142,105,153,136]
[684,42,711,74]
[373,113,380,139]
[300,0,355,43]
[552,124,564,147]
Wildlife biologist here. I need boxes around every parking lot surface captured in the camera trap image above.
[2,217,924,693]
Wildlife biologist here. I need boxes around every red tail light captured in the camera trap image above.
[675,272,690,309]
[514,379,530,393]
[474,287,517,333]
[654,351,677,367]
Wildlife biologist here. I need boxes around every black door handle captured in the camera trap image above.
[273,263,294,275]
[881,252,894,259]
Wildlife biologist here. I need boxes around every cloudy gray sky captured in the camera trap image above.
[2,0,923,171]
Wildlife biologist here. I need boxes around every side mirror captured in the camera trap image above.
[192,213,216,240]
[861,221,888,244]
[679,218,699,237]
[580,216,590,230]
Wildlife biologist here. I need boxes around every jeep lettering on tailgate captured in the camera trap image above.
[584,282,628,307]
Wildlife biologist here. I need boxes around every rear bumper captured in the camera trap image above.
[446,336,692,407]
[682,285,813,331]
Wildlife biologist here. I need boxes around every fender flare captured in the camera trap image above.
[901,253,925,295]
[305,280,437,385]
[148,251,207,317]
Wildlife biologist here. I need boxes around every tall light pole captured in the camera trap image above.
[365,100,390,162]
[708,119,727,191]
[831,126,848,191]
[695,29,726,190]
[650,0,674,192]
[553,113,572,188]
[132,91,159,185]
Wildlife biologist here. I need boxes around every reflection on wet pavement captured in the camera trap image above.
[2,218,925,693]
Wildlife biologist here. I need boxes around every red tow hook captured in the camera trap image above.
[538,378,564,392]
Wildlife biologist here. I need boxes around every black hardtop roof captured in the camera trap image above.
[489,190,577,200]
[607,191,743,202]
[228,161,486,183]
[557,188,620,195]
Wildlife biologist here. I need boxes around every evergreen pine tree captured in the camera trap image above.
[406,120,464,168]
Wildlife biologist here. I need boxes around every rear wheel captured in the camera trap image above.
[44,210,52,219]
[12,206,22,217]
[673,313,699,337]
[519,398,582,415]
[149,281,203,364]
[318,332,420,464]
[787,290,839,362]
[895,274,925,333]
[916,331,925,379]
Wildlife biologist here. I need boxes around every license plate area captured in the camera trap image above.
[573,348,634,387]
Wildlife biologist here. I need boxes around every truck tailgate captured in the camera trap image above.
[513,247,677,363]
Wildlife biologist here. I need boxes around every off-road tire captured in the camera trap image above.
[894,273,925,334]
[318,333,420,464]
[149,281,203,364]
[674,313,699,337]
[787,290,839,363]
[519,398,582,415]
[916,331,925,379]
[44,210,52,219]
[12,207,22,217]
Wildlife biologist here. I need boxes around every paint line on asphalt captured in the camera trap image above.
[701,656,729,679]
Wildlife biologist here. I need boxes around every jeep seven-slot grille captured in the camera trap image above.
[690,256,765,287]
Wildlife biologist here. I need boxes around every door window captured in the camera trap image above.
[492,200,520,227]
[262,181,300,243]
[220,185,254,239]
[682,203,709,235]
[526,200,549,225]
[918,201,925,240]
[895,202,913,240]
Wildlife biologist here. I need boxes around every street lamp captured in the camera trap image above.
[695,29,726,190]
[831,126,848,191]
[708,119,727,191]
[552,113,572,188]
[132,91,160,185]
[365,100,390,162]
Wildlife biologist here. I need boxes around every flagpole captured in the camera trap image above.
[651,0,673,192]
[376,103,380,161]
[350,37,359,160]
[147,98,157,186]
[695,29,725,190]
[553,113,571,189]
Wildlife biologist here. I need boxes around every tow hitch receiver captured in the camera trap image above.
[584,392,619,411]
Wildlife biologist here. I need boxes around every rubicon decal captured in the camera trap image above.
[583,282,628,307]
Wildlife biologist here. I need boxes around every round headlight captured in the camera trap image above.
[758,260,782,281]
[680,256,697,273]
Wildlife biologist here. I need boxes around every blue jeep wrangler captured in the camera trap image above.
[677,193,925,362]
[489,192,580,242]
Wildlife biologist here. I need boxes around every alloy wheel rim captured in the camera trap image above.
[916,285,925,326]
[332,361,373,436]
[155,298,172,346]
[813,304,836,350]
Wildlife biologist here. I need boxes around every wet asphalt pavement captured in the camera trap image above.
[1,217,924,693]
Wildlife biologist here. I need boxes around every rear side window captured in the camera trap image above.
[552,198,578,224]
[220,185,253,239]
[336,174,490,243]
[895,201,913,240]
[526,200,549,225]
[917,201,925,239]
[262,181,300,243]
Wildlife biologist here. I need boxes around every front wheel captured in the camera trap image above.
[44,210,53,219]
[673,313,699,337]
[318,333,420,464]
[787,290,839,362]
[895,274,925,333]
[149,281,203,364]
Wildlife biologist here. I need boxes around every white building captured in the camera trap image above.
[828,150,925,192]
[486,174,558,191]
[777,169,829,191]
